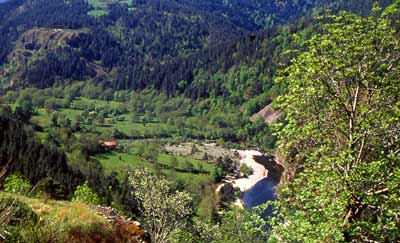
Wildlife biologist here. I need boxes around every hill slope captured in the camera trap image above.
[0,0,394,92]
[0,193,145,242]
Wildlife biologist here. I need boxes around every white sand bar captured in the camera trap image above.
[233,150,267,192]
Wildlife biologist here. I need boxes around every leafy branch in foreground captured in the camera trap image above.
[270,6,400,243]
[172,205,269,243]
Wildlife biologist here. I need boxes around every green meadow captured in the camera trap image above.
[87,0,134,16]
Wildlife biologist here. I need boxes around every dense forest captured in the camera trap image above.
[0,0,394,92]
[0,0,399,242]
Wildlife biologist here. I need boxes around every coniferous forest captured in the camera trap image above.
[0,0,399,242]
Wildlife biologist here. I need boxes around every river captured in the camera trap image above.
[243,177,278,208]
[233,150,282,209]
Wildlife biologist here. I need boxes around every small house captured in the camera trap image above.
[99,140,118,150]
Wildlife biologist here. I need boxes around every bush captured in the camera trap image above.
[239,164,254,178]
[72,182,100,205]
[219,183,235,208]
[3,174,32,196]
[183,161,194,172]
[190,144,199,155]
[129,168,193,243]
[141,142,159,162]
[211,167,223,183]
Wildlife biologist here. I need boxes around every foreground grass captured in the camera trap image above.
[0,193,131,243]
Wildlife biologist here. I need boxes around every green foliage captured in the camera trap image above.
[0,193,131,243]
[134,141,160,162]
[5,82,276,148]
[215,156,239,179]
[171,219,220,243]
[211,167,223,183]
[4,220,62,243]
[2,2,399,242]
[239,164,254,178]
[182,161,194,173]
[170,155,178,169]
[130,168,193,243]
[3,174,32,196]
[72,182,100,205]
[270,9,400,243]
[0,107,84,199]
[142,142,160,162]
[172,207,268,243]
[0,196,38,226]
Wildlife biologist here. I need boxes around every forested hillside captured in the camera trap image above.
[0,0,395,149]
[0,0,399,242]
[0,0,394,92]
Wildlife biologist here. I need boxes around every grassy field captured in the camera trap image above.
[71,97,125,109]
[27,97,178,138]
[31,108,83,128]
[87,0,134,16]
[3,97,218,219]
[96,119,176,138]
[97,145,215,179]
[96,145,217,219]
[98,150,214,176]
[96,151,149,175]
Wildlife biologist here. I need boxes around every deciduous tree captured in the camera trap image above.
[129,168,193,243]
[270,7,400,242]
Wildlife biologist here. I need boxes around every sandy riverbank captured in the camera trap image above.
[233,150,268,192]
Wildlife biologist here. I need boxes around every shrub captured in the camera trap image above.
[219,183,235,208]
[212,167,223,183]
[239,164,254,178]
[183,161,194,172]
[190,144,199,155]
[72,182,100,205]
[3,174,32,196]
[216,138,225,146]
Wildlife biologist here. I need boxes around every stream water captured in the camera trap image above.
[243,177,278,208]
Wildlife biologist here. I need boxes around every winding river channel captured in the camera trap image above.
[233,150,281,208]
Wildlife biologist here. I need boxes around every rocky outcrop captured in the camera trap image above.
[93,206,150,243]
[253,154,284,182]
[17,28,84,51]
[3,28,87,88]
[250,103,282,123]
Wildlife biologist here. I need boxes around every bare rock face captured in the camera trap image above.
[4,28,86,88]
[253,154,284,182]
[250,103,282,124]
[18,28,84,51]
